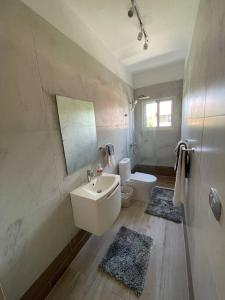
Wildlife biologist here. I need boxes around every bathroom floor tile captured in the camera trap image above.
[47,178,188,300]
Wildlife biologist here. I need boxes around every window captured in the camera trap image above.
[143,98,172,128]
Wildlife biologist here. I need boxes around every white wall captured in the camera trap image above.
[133,60,184,89]
[21,0,132,86]
[0,1,133,298]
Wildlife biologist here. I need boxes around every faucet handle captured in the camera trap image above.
[87,169,95,182]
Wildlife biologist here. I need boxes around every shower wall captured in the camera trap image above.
[134,80,183,167]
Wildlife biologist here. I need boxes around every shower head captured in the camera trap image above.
[130,99,138,111]
[137,94,150,100]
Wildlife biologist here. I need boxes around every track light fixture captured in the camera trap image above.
[128,0,149,50]
[128,7,134,17]
[137,30,143,41]
[143,36,148,50]
[128,0,135,17]
[143,42,148,50]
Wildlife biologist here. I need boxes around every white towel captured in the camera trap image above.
[105,144,116,168]
[173,144,186,206]
[107,153,116,168]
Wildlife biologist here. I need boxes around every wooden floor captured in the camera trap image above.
[154,175,175,189]
[47,177,188,300]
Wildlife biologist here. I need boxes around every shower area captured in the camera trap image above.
[132,79,183,170]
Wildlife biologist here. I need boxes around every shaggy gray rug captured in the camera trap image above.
[145,186,182,223]
[98,226,153,296]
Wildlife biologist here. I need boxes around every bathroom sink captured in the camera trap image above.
[70,173,121,235]
[79,174,118,200]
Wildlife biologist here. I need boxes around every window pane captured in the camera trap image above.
[146,102,157,127]
[159,100,172,127]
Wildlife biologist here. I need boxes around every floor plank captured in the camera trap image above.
[47,178,189,300]
[156,175,176,189]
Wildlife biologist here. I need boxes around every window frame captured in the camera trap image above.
[142,97,174,130]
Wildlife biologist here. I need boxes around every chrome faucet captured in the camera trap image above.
[87,169,95,182]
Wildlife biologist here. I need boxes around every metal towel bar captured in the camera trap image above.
[182,148,195,153]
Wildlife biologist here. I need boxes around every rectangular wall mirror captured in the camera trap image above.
[56,95,98,174]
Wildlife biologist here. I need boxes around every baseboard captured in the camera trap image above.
[182,208,195,300]
[132,164,176,177]
[21,230,91,300]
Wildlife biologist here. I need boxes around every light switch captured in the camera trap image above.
[209,188,222,222]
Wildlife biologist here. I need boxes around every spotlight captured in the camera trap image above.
[127,0,150,51]
[128,7,134,18]
[137,31,143,41]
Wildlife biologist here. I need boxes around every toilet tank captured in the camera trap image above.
[119,158,131,184]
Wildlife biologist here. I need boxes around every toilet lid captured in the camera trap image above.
[130,172,157,183]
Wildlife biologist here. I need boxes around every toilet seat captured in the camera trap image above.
[130,172,157,183]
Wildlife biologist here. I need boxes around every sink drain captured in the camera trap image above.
[97,189,102,193]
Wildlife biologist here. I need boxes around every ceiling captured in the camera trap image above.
[66,0,200,74]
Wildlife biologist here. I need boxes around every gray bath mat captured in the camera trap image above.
[145,186,182,223]
[98,226,153,296]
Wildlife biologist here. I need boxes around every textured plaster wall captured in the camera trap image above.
[0,0,133,299]
[134,80,183,167]
[182,0,225,299]
[20,0,132,85]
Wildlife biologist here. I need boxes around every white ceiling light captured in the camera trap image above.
[128,0,149,50]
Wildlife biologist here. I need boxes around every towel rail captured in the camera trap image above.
[181,148,195,153]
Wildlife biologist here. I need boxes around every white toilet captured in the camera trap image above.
[119,158,157,202]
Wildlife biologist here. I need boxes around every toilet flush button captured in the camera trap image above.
[209,188,222,222]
